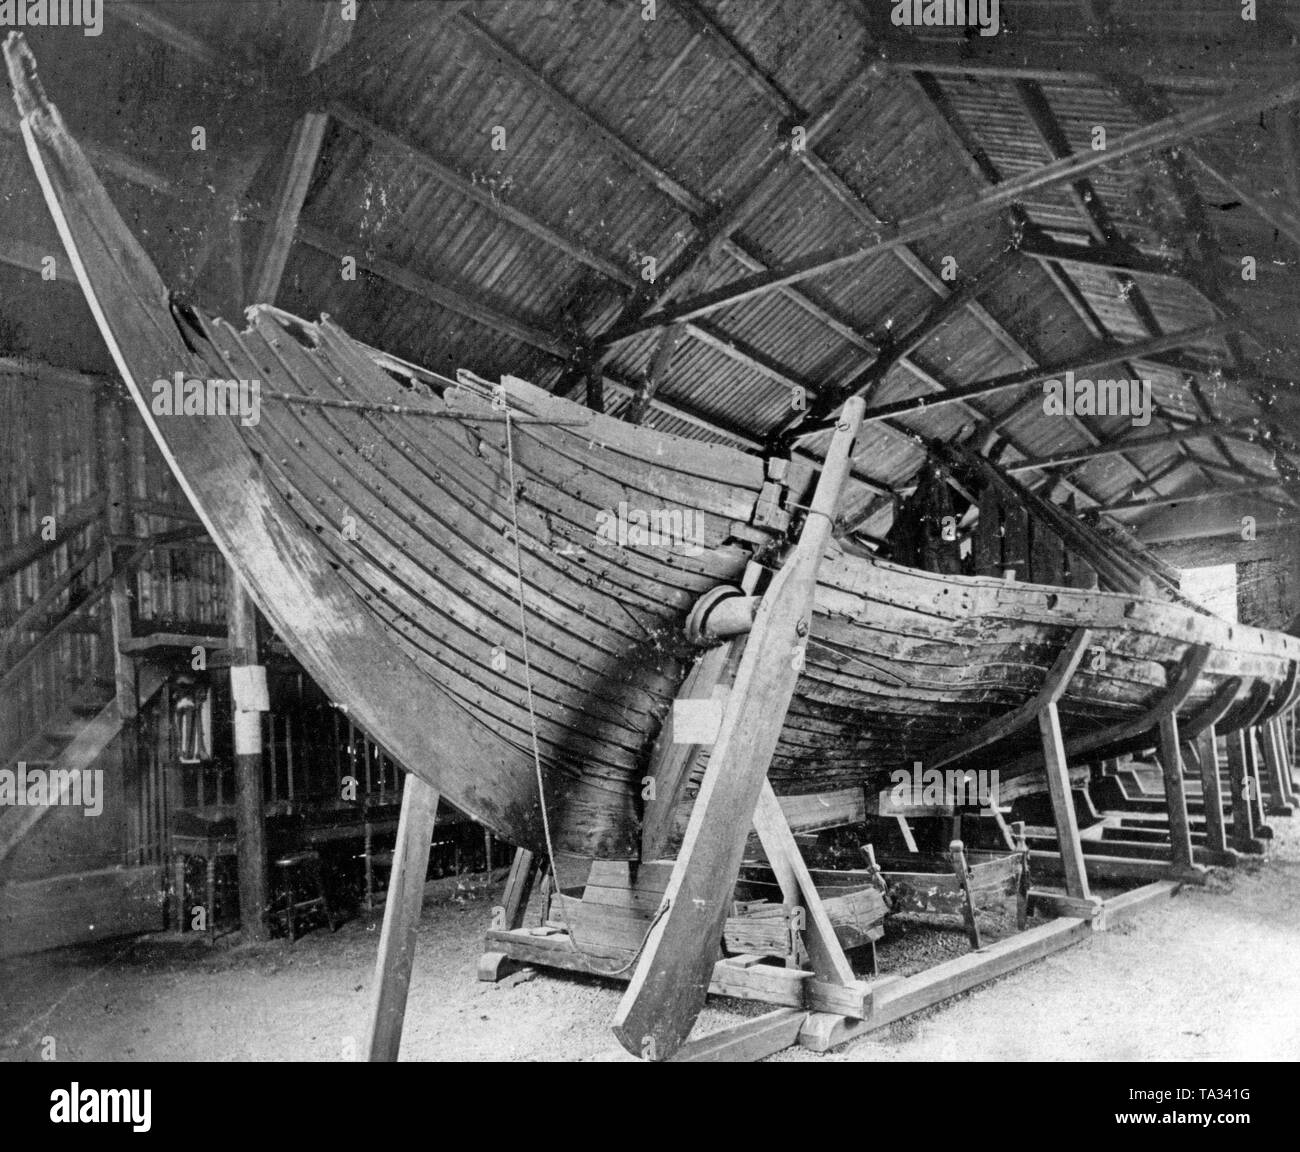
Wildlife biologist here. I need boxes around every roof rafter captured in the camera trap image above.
[1004,424,1242,474]
[248,6,354,305]
[867,24,1299,90]
[1106,480,1291,516]
[1017,233,1195,281]
[446,8,886,407]
[858,319,1236,423]
[598,71,1300,342]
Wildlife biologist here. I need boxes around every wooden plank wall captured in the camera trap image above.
[2,365,226,877]
[1,366,106,764]
[2,368,226,759]
[129,413,228,633]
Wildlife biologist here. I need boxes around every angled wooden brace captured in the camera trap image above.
[926,627,1095,771]
[1182,677,1241,859]
[1262,719,1295,815]
[1255,658,1300,727]
[364,773,440,1062]
[611,398,865,1062]
[867,629,1098,900]
[1226,726,1262,852]
[928,628,1094,901]
[1048,644,1210,882]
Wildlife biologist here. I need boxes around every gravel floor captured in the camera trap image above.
[2,818,1298,1062]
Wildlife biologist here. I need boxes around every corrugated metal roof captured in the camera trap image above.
[2,0,1295,538]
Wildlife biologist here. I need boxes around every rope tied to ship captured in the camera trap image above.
[501,404,667,976]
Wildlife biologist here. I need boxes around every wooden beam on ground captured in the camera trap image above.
[799,915,1091,1052]
[612,400,864,1061]
[365,774,440,1062]
[669,1008,809,1063]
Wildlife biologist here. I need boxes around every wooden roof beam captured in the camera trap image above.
[1105,72,1300,464]
[327,104,639,291]
[610,63,878,325]
[600,71,1300,340]
[856,319,1236,424]
[1106,480,1291,516]
[248,6,353,304]
[779,245,1020,440]
[1099,458,1189,509]
[449,9,883,380]
[1010,77,1218,492]
[870,29,1300,90]
[630,2,1064,414]
[646,10,1156,502]
[912,69,1177,499]
[111,6,640,298]
[1005,424,1237,474]
[290,223,582,360]
[1017,233,1196,282]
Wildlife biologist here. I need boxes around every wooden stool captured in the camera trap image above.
[273,849,338,942]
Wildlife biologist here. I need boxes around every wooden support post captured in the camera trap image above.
[1001,646,1211,776]
[1156,713,1196,876]
[1011,821,1031,930]
[612,398,865,1062]
[99,394,139,859]
[498,847,537,931]
[1225,729,1259,851]
[1262,719,1295,814]
[1279,720,1297,802]
[1193,726,1229,855]
[365,773,440,1062]
[1243,727,1269,834]
[228,570,270,942]
[1038,701,1090,900]
[949,840,981,950]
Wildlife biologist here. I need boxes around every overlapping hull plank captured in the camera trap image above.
[9,36,1299,863]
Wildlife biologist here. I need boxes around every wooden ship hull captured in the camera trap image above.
[9,36,1300,865]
